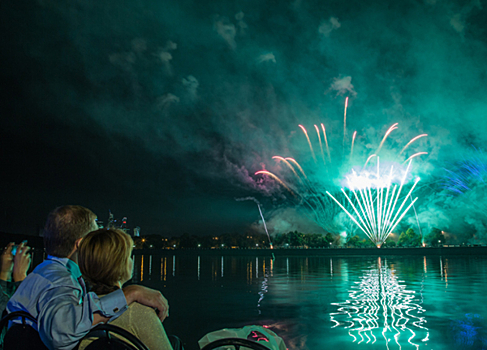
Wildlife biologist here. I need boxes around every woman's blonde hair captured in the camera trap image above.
[78,228,133,294]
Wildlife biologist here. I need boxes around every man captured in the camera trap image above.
[7,205,169,350]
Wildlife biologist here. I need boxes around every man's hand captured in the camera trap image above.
[0,243,14,281]
[13,242,31,282]
[122,285,169,322]
[92,313,110,326]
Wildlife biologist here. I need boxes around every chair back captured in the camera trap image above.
[0,312,150,350]
[81,323,149,350]
[0,311,48,350]
[200,337,271,350]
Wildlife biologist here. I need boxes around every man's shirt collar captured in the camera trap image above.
[47,255,82,280]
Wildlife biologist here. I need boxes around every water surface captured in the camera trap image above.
[132,254,487,350]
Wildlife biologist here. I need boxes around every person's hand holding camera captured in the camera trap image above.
[0,242,15,281]
[12,241,31,282]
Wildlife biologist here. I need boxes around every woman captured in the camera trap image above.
[77,228,173,350]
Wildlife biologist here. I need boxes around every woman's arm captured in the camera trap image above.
[128,302,174,350]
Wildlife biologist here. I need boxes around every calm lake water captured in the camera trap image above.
[131,253,487,350]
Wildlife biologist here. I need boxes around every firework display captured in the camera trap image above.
[326,159,420,247]
[256,99,428,246]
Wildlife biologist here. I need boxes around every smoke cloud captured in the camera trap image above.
[318,17,341,37]
[327,76,357,97]
[213,16,238,49]
[2,0,487,239]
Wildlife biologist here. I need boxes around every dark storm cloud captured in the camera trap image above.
[2,0,487,239]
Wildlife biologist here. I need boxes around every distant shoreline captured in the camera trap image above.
[134,246,487,256]
[2,231,485,257]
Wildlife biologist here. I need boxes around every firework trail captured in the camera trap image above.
[376,123,398,154]
[399,134,428,155]
[403,152,428,164]
[257,204,273,248]
[255,170,296,196]
[285,157,308,180]
[321,123,331,162]
[351,131,357,159]
[298,125,317,163]
[315,124,326,165]
[272,156,300,179]
[442,148,487,195]
[343,96,349,152]
[235,196,261,205]
[235,197,274,248]
[363,154,376,168]
[410,196,423,241]
[442,147,487,214]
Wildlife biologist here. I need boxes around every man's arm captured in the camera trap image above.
[36,284,167,349]
[122,285,169,322]
[93,285,169,325]
[37,287,128,350]
[38,295,95,350]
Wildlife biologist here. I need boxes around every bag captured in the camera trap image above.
[198,325,286,350]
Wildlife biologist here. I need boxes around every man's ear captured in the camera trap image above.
[75,237,84,250]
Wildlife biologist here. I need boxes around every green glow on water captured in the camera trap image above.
[134,254,487,350]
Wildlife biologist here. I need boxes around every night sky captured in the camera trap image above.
[1,0,487,241]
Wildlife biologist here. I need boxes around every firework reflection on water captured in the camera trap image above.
[330,257,429,349]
